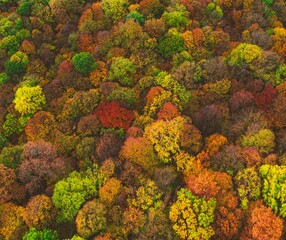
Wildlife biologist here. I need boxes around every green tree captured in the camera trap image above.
[205,2,224,23]
[226,43,262,67]
[23,228,59,240]
[5,51,29,75]
[262,0,274,6]
[17,0,32,16]
[154,71,191,110]
[158,34,185,58]
[162,4,189,27]
[107,87,137,106]
[72,52,97,75]
[0,145,23,169]
[0,17,22,37]
[126,11,145,26]
[3,113,28,137]
[109,57,136,86]
[52,165,106,223]
[0,73,9,84]
[169,188,216,240]
[234,167,261,209]
[0,35,19,55]
[241,129,275,154]
[101,0,129,23]
[13,85,46,116]
[259,164,286,217]
[128,180,163,212]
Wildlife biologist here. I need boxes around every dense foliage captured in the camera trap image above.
[0,0,286,239]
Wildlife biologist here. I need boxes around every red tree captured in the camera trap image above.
[94,101,134,130]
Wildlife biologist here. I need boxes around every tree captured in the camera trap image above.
[204,133,228,157]
[234,167,261,209]
[162,4,189,28]
[242,147,262,169]
[25,111,56,142]
[226,43,262,67]
[144,116,185,163]
[16,0,32,16]
[0,145,23,169]
[78,3,107,33]
[0,73,9,84]
[153,165,178,190]
[23,194,55,230]
[144,89,173,117]
[172,61,204,90]
[5,51,29,75]
[270,92,286,128]
[109,57,136,86]
[107,87,137,107]
[72,52,97,75]
[169,188,216,240]
[75,200,107,239]
[120,137,160,172]
[241,128,275,155]
[157,102,179,120]
[211,144,245,176]
[229,89,255,113]
[157,33,185,58]
[186,169,220,200]
[214,191,243,240]
[0,203,26,240]
[77,114,101,137]
[94,101,134,130]
[139,0,164,18]
[175,151,203,178]
[128,180,163,212]
[112,19,148,53]
[18,141,67,196]
[123,207,145,235]
[259,164,286,217]
[154,71,191,110]
[202,57,229,83]
[13,85,46,116]
[52,165,106,222]
[271,27,286,57]
[0,35,19,55]
[205,2,224,24]
[49,0,84,23]
[0,164,21,204]
[137,206,176,239]
[144,18,166,38]
[99,178,122,206]
[180,122,203,154]
[126,11,145,26]
[23,228,59,240]
[192,104,229,137]
[101,0,129,23]
[253,84,277,110]
[75,137,96,160]
[96,132,123,161]
[241,201,283,240]
[61,89,100,121]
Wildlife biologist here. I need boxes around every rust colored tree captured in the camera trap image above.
[94,101,134,130]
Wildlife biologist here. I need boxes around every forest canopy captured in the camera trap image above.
[0,0,286,239]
